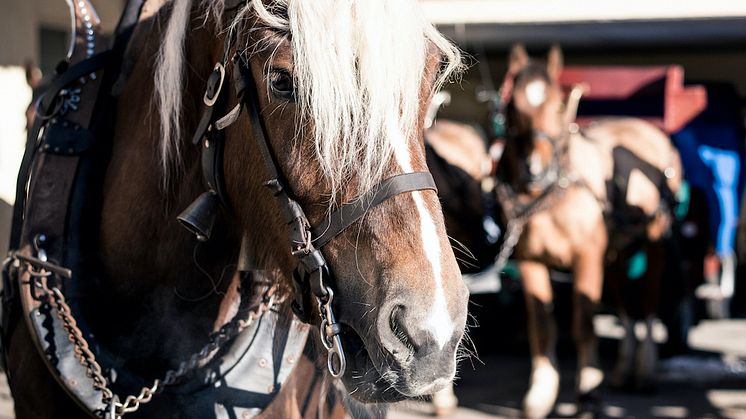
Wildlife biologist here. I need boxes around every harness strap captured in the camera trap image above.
[37,52,113,119]
[313,172,437,248]
[233,58,282,183]
[229,53,439,261]
[11,46,113,419]
[9,52,111,251]
[230,56,439,251]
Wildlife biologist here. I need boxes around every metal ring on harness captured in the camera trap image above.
[35,94,65,121]
[107,395,120,419]
[203,62,225,107]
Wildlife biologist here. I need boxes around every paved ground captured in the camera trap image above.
[0,374,11,419]
[390,318,746,419]
[0,318,743,418]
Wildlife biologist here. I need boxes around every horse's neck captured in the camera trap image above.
[498,138,531,189]
[93,8,241,361]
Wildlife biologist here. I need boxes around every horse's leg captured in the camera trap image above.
[431,383,458,416]
[635,241,664,392]
[607,256,636,389]
[520,260,559,419]
[572,246,604,407]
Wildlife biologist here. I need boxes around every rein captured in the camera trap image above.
[181,44,438,378]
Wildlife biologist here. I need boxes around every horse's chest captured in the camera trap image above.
[520,213,574,267]
[518,189,604,267]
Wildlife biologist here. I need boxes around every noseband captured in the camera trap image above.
[184,51,437,377]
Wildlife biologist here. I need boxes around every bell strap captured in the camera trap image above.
[312,172,437,248]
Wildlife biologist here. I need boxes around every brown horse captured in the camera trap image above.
[496,44,682,418]
[4,1,469,417]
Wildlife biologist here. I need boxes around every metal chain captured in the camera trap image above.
[315,284,345,378]
[492,127,576,274]
[28,266,275,418]
[492,180,568,274]
[39,277,116,404]
[162,288,276,386]
[493,219,525,274]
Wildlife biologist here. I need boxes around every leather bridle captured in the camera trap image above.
[185,49,438,377]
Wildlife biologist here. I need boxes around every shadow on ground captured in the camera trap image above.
[446,351,746,419]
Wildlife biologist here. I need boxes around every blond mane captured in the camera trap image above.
[154,0,462,201]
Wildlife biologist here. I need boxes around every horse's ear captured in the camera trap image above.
[547,44,563,81]
[508,43,529,75]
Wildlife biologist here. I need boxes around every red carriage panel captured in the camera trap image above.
[560,66,707,133]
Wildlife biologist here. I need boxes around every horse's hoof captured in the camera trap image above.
[432,385,458,417]
[634,338,657,394]
[577,367,604,395]
[523,363,560,419]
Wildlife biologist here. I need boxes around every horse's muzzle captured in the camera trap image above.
[373,284,468,396]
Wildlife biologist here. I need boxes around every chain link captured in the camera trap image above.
[492,125,579,274]
[492,219,525,274]
[41,278,116,405]
[25,264,275,418]
[315,285,346,378]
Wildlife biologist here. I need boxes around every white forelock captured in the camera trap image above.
[154,0,462,200]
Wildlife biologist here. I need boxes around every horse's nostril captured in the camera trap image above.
[389,305,415,352]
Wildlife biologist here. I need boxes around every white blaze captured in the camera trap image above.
[392,130,454,350]
[525,79,547,108]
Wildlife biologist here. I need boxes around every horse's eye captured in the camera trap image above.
[269,70,294,99]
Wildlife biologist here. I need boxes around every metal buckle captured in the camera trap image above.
[290,216,313,257]
[203,62,225,107]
